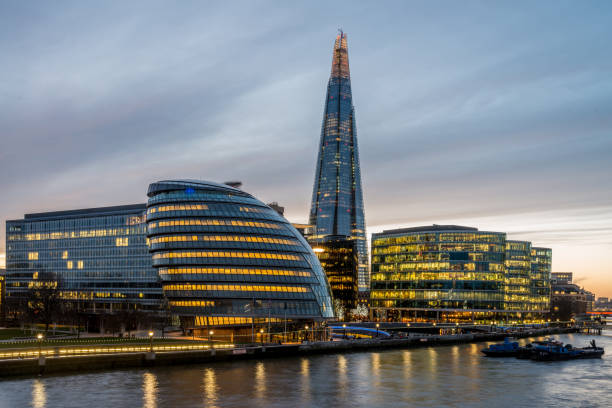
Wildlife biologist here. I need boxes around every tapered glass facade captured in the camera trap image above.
[309,32,369,291]
[146,180,333,333]
[370,225,551,323]
[5,205,163,316]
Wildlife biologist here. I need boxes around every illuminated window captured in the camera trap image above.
[67,261,73,269]
[77,260,84,269]
[28,252,38,260]
[62,251,68,259]
[116,237,129,246]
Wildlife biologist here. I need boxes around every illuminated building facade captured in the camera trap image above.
[311,236,359,313]
[146,180,333,337]
[309,31,369,291]
[5,205,163,322]
[505,240,533,312]
[370,225,551,323]
[530,247,552,314]
[0,270,4,323]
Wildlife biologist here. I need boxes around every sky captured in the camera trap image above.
[1,1,611,296]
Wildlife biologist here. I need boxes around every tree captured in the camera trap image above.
[351,304,369,322]
[334,299,346,321]
[24,271,63,333]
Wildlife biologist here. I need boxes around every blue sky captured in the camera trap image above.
[1,1,611,295]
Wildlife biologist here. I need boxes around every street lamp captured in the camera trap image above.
[376,323,380,338]
[37,333,44,357]
[148,331,154,352]
[342,324,347,339]
[305,325,309,342]
[209,330,214,344]
[260,328,264,346]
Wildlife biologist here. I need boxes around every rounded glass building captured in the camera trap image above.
[146,180,333,339]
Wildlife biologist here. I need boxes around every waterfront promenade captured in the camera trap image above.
[0,326,575,378]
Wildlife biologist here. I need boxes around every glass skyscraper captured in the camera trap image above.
[309,31,369,291]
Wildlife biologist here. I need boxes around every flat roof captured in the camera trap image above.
[11,204,147,222]
[374,225,479,235]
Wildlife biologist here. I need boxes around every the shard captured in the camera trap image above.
[309,31,369,291]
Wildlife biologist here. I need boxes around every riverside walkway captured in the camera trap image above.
[0,326,575,378]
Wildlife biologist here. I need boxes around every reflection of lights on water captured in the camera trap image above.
[428,348,437,371]
[203,368,218,408]
[337,355,348,397]
[300,358,310,400]
[255,362,266,399]
[143,372,158,408]
[32,379,46,408]
[371,353,381,378]
[402,351,412,380]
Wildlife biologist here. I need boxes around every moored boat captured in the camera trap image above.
[481,338,520,357]
[531,339,604,361]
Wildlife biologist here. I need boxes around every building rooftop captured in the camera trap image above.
[147,179,250,198]
[13,204,147,222]
[375,225,479,235]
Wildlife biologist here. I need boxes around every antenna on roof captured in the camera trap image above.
[338,27,343,36]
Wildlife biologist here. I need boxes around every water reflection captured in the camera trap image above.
[142,372,158,408]
[32,379,46,408]
[254,361,266,400]
[202,368,218,408]
[337,355,348,398]
[3,334,609,408]
[300,358,310,402]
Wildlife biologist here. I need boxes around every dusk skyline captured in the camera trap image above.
[1,1,611,296]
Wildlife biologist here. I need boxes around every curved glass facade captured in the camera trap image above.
[146,180,333,331]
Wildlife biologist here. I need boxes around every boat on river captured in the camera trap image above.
[481,338,520,357]
[530,339,604,361]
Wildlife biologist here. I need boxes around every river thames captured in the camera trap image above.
[0,332,610,408]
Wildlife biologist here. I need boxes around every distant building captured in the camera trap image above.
[551,272,573,285]
[309,31,369,291]
[0,269,5,323]
[5,205,163,330]
[146,180,333,340]
[370,225,551,323]
[531,247,553,315]
[310,236,359,313]
[267,202,285,217]
[551,282,588,321]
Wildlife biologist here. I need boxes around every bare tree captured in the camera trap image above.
[24,271,63,333]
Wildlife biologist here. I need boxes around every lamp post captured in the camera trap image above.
[260,328,264,346]
[209,330,214,344]
[342,324,347,339]
[305,325,309,342]
[37,333,44,357]
[148,331,154,352]
[376,323,380,338]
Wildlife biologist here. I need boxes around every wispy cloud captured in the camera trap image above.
[1,1,611,294]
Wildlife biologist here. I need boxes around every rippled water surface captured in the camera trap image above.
[0,333,610,408]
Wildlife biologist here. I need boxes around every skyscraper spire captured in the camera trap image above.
[309,32,369,291]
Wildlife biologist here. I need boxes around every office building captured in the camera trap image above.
[311,236,359,314]
[308,31,369,291]
[551,272,573,285]
[370,225,551,323]
[146,180,333,339]
[5,205,163,329]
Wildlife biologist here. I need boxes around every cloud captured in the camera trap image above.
[1,1,612,295]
